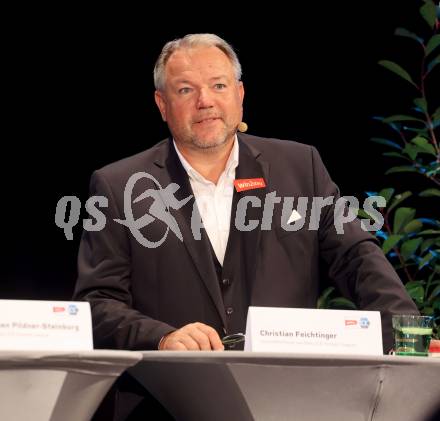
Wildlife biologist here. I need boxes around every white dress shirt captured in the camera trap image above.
[173,136,239,265]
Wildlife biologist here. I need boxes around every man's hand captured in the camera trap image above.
[159,322,224,351]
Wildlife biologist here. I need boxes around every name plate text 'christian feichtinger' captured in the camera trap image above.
[244,307,383,355]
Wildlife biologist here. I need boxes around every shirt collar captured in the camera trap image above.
[173,135,239,184]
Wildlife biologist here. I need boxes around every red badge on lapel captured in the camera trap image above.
[234,178,266,192]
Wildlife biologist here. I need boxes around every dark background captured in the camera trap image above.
[5,1,436,300]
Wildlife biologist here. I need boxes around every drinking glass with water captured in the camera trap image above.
[392,315,433,356]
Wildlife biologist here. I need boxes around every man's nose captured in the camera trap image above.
[196,88,214,109]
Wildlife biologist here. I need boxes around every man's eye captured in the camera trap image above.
[214,83,226,90]
[178,87,192,94]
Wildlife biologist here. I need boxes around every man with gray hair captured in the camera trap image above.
[74,33,417,419]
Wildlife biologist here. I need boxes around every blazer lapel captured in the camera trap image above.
[151,139,227,328]
[226,136,270,299]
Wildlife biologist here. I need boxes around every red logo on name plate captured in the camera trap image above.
[345,319,357,326]
[234,178,266,192]
[53,306,65,313]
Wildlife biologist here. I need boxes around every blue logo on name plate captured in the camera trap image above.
[68,304,79,315]
[359,317,370,329]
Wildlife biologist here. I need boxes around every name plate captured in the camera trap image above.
[0,300,93,351]
[244,307,383,355]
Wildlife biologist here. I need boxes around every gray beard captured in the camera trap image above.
[190,128,235,150]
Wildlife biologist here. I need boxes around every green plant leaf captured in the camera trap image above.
[421,238,438,253]
[419,251,435,269]
[405,281,425,303]
[414,97,428,113]
[401,238,423,260]
[420,0,437,29]
[403,144,420,160]
[378,60,418,88]
[426,166,440,177]
[426,34,440,56]
[378,188,395,204]
[327,297,357,310]
[404,127,430,135]
[370,137,402,150]
[429,285,440,301]
[427,54,440,73]
[395,27,424,44]
[357,208,374,220]
[419,188,440,197]
[411,136,436,155]
[418,230,440,235]
[402,140,437,159]
[382,234,403,254]
[433,298,440,311]
[405,280,425,289]
[403,219,423,234]
[383,115,425,123]
[383,152,406,159]
[422,306,434,315]
[317,286,335,309]
[393,207,416,234]
[388,191,412,213]
[433,107,440,122]
[386,166,419,175]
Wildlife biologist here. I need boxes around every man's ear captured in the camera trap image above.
[238,81,245,104]
[154,90,167,122]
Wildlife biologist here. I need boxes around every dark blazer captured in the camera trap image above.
[74,133,417,353]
